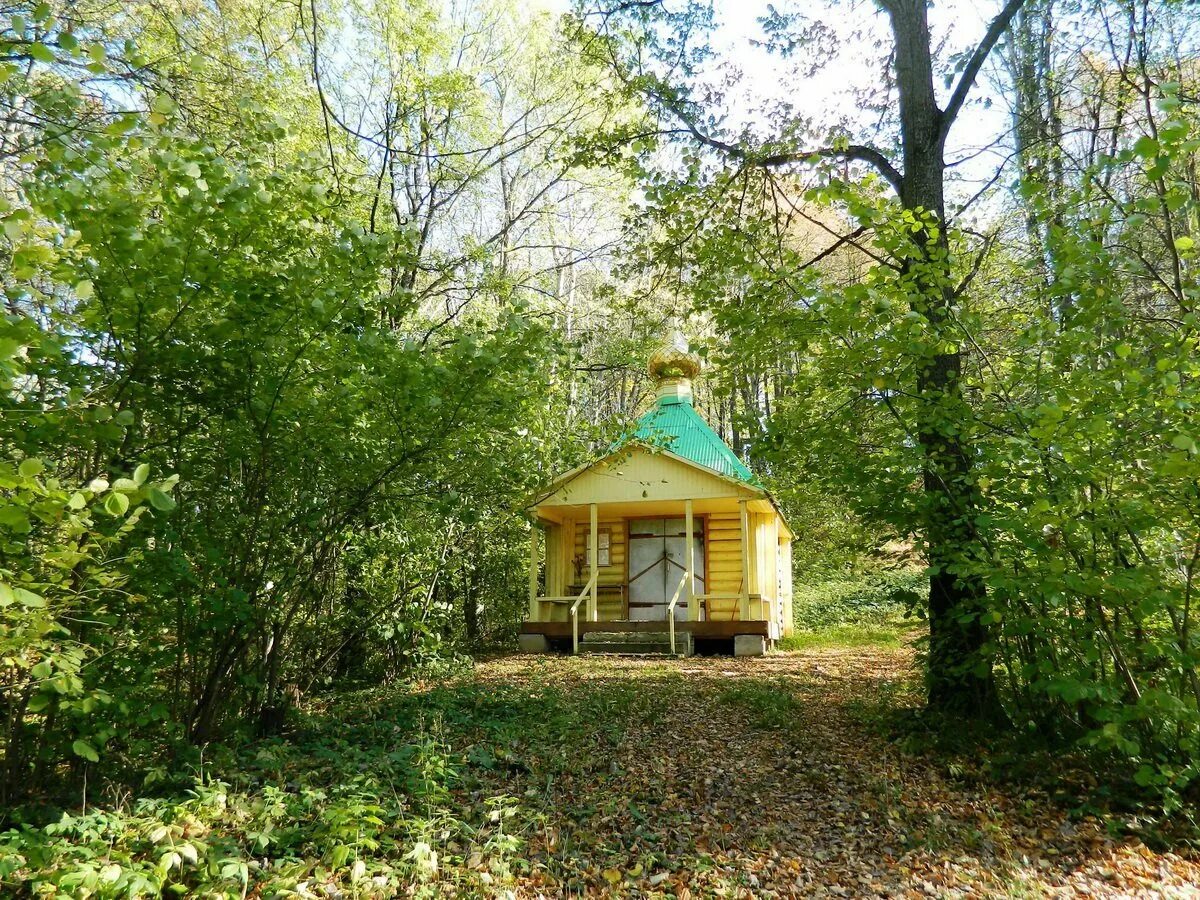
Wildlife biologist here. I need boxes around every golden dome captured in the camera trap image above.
[648,334,701,382]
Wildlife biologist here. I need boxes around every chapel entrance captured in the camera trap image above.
[627,517,705,621]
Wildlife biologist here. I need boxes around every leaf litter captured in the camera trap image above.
[462,647,1200,898]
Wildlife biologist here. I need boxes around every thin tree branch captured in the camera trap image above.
[649,87,904,191]
[939,0,1029,141]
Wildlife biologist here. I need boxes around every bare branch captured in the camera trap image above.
[799,225,870,270]
[939,0,1028,140]
[656,88,904,190]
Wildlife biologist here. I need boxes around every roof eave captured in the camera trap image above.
[526,440,766,511]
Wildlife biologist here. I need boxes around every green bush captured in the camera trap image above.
[0,676,657,896]
[791,569,926,632]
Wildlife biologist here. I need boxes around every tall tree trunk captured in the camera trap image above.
[463,553,480,644]
[886,0,1006,719]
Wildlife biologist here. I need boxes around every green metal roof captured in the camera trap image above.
[617,395,758,484]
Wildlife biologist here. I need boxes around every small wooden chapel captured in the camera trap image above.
[520,337,794,656]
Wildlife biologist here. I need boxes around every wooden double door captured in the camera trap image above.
[627,518,705,621]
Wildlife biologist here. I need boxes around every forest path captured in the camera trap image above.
[470,649,1200,898]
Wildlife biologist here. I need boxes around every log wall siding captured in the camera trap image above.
[573,518,628,620]
[754,512,778,622]
[705,511,744,620]
[542,523,560,598]
[778,536,794,636]
[537,521,579,622]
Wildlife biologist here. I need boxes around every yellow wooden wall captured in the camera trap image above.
[538,521,576,621]
[705,511,743,620]
[702,511,785,623]
[573,518,627,619]
[752,512,778,622]
[778,536,794,636]
[539,509,789,628]
[541,522,561,619]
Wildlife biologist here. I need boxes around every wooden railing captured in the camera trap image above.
[532,584,599,620]
[570,572,599,654]
[666,577,688,655]
[536,592,774,623]
[531,584,777,650]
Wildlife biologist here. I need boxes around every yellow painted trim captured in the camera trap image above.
[528,526,538,620]
[529,442,765,507]
[739,499,751,621]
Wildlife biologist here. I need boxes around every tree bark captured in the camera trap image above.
[885,0,1007,719]
[464,555,480,644]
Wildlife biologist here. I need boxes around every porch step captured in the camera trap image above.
[578,631,693,657]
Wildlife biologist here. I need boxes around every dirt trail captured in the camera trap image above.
[472,649,1200,898]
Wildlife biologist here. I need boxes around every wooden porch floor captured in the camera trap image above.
[520,620,768,638]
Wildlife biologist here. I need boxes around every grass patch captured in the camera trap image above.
[779,623,909,650]
[786,568,927,649]
[716,679,803,729]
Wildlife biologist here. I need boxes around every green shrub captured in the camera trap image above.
[791,569,926,632]
[0,675,657,896]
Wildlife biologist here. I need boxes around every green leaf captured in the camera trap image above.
[1175,236,1195,253]
[18,458,45,477]
[16,587,46,608]
[104,491,130,516]
[1132,135,1158,158]
[147,487,177,512]
[1171,433,1197,454]
[0,506,31,532]
[29,42,56,64]
[74,279,94,299]
[133,463,150,486]
[72,739,99,763]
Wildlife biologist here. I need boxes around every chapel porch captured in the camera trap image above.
[524,495,791,654]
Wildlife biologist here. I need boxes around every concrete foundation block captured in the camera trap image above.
[517,633,550,654]
[734,634,766,657]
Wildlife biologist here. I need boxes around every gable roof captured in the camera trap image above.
[530,443,762,510]
[616,394,758,485]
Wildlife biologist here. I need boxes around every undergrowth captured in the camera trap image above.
[781,569,926,650]
[0,675,657,898]
[849,676,1200,848]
